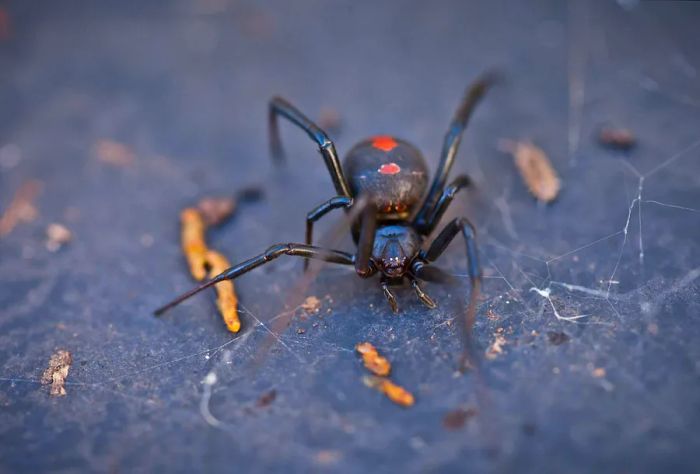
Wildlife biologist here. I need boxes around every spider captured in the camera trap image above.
[155,74,493,334]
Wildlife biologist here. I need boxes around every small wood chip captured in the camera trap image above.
[599,128,635,150]
[0,180,42,237]
[94,139,135,167]
[355,342,391,377]
[363,376,414,407]
[443,407,477,430]
[500,140,561,203]
[45,223,72,252]
[196,196,236,226]
[41,350,72,397]
[206,250,240,333]
[180,208,208,281]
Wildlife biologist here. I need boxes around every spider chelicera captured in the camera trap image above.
[155,74,493,334]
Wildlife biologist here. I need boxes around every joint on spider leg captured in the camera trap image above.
[411,279,437,309]
[381,281,399,313]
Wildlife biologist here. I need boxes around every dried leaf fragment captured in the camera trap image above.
[0,180,42,237]
[41,350,72,397]
[500,140,561,203]
[599,127,635,150]
[206,250,240,333]
[94,139,135,167]
[46,223,72,252]
[363,376,414,407]
[355,342,391,377]
[180,208,208,281]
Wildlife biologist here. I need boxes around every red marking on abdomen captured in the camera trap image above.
[378,162,401,175]
[371,135,398,152]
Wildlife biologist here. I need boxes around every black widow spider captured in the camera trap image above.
[155,74,493,339]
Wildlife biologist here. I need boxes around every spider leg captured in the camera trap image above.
[410,277,437,309]
[354,200,378,278]
[423,217,482,370]
[305,196,354,270]
[414,174,471,235]
[414,74,495,224]
[381,278,399,313]
[269,96,352,197]
[154,243,354,316]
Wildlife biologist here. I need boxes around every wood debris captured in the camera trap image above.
[599,127,635,150]
[0,180,42,237]
[94,139,135,167]
[41,350,72,396]
[206,250,240,333]
[180,208,209,281]
[356,342,413,407]
[363,376,414,407]
[45,223,72,252]
[500,140,561,203]
[355,342,391,377]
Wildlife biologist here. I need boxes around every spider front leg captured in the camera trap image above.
[423,217,482,341]
[154,243,354,316]
[414,174,472,235]
[414,73,495,224]
[304,196,354,270]
[269,97,352,197]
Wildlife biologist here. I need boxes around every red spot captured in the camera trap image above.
[371,135,398,152]
[378,162,401,175]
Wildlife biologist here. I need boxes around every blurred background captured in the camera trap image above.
[1,1,699,472]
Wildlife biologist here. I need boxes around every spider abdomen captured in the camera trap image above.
[343,136,429,220]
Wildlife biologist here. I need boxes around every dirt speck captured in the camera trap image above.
[256,389,277,408]
[301,295,321,314]
[314,450,341,466]
[547,331,570,345]
[0,180,42,237]
[46,223,72,252]
[443,407,477,430]
[485,333,507,360]
[94,139,135,167]
[599,127,635,150]
[592,367,606,378]
[41,350,72,397]
[196,196,236,226]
